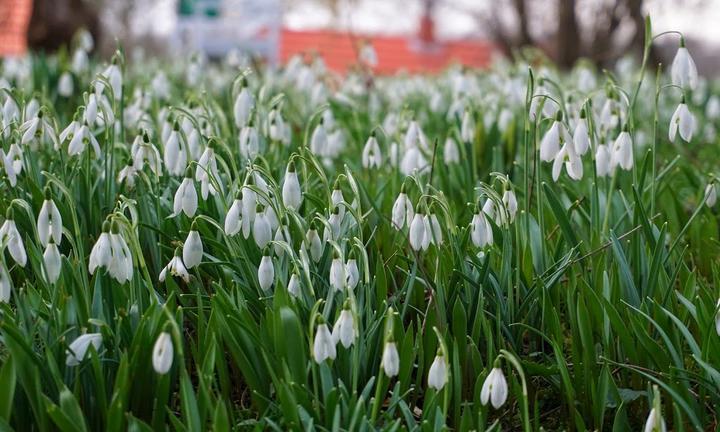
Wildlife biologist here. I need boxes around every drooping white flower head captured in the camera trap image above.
[391,189,414,230]
[669,99,695,143]
[43,240,62,284]
[671,38,698,90]
[258,252,274,292]
[313,319,336,363]
[152,332,174,375]
[427,349,448,391]
[173,171,198,218]
[233,78,255,128]
[502,189,518,222]
[644,407,667,432]
[287,272,301,297]
[480,365,509,409]
[58,71,74,97]
[183,222,203,269]
[0,263,11,302]
[196,143,220,200]
[460,109,476,143]
[540,112,569,162]
[306,226,323,262]
[107,223,133,284]
[164,122,188,176]
[361,132,382,169]
[346,257,360,290]
[252,205,272,249]
[381,341,400,377]
[409,212,426,251]
[611,127,633,171]
[37,190,63,247]
[225,193,244,236]
[573,110,590,156]
[595,142,611,177]
[552,142,583,182]
[0,211,26,267]
[470,209,493,248]
[705,182,717,208]
[330,252,347,291]
[310,118,328,156]
[66,333,103,366]
[89,221,112,275]
[282,160,303,210]
[444,137,460,165]
[332,304,356,349]
[159,247,190,283]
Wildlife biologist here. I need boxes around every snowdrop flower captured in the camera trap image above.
[427,349,448,391]
[0,212,26,267]
[471,210,493,248]
[323,206,342,243]
[258,251,274,291]
[21,109,57,147]
[552,142,583,181]
[310,118,328,156]
[58,72,74,97]
[346,257,360,289]
[0,263,10,302]
[240,183,257,238]
[644,407,667,432]
[108,222,133,284]
[164,122,187,176]
[117,159,138,188]
[152,332,174,374]
[331,182,345,220]
[37,190,63,247]
[381,340,400,377]
[611,126,633,171]
[287,272,301,297]
[253,205,272,249]
[66,333,103,366]
[224,193,243,236]
[183,222,203,269]
[595,143,611,177]
[196,143,219,200]
[424,213,443,247]
[313,317,336,363]
[391,189,414,230]
[361,131,382,168]
[705,182,717,207]
[671,38,698,90]
[132,132,163,176]
[332,303,356,348]
[43,239,62,284]
[68,122,101,157]
[573,109,590,155]
[97,60,123,100]
[282,160,303,209]
[89,221,111,275]
[159,247,190,283]
[444,137,459,165]
[71,48,89,74]
[409,212,426,251]
[306,226,323,262]
[460,109,475,143]
[273,224,290,257]
[329,251,347,291]
[173,171,198,218]
[239,122,259,160]
[540,112,568,162]
[503,189,518,222]
[481,364,509,409]
[715,299,720,336]
[707,96,720,120]
[233,78,255,128]
[669,98,695,142]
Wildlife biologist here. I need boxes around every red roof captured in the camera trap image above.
[280,29,495,74]
[0,0,32,56]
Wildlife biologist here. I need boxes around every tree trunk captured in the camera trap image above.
[557,0,580,68]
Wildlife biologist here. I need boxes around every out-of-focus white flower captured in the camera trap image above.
[310,118,328,156]
[381,341,400,377]
[362,132,382,168]
[152,332,174,374]
[595,143,611,177]
[705,183,717,207]
[66,333,102,366]
[669,100,695,143]
[239,123,259,160]
[234,79,255,128]
[359,41,378,67]
[0,263,11,302]
[671,38,698,90]
[58,72,74,97]
[282,160,303,209]
[481,365,509,409]
[460,109,475,143]
[444,137,459,165]
[288,272,301,297]
[313,319,336,363]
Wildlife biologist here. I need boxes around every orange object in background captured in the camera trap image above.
[0,0,32,56]
[280,29,494,75]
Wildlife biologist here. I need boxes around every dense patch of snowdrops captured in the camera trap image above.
[0,21,720,430]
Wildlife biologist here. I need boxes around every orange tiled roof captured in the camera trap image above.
[280,29,494,74]
[0,0,32,56]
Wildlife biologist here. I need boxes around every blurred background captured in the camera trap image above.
[0,0,718,74]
